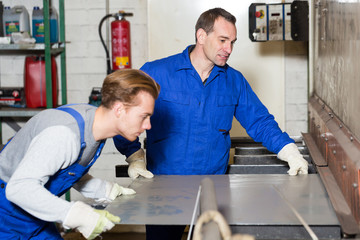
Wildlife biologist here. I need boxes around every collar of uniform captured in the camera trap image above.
[175,45,228,74]
[174,45,195,71]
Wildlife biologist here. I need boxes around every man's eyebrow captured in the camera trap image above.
[219,35,237,41]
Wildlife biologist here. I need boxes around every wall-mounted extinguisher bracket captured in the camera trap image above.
[99,11,133,74]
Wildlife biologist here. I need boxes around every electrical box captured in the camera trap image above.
[291,1,309,41]
[284,3,292,40]
[267,4,283,40]
[249,3,267,41]
[249,1,308,42]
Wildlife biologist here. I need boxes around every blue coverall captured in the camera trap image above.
[114,45,294,175]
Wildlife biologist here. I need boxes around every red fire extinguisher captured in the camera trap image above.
[99,11,133,74]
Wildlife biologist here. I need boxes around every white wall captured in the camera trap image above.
[284,42,308,136]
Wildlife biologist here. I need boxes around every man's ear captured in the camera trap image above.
[197,28,207,44]
[113,102,125,117]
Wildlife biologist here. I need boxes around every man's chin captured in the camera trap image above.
[122,135,137,142]
[215,61,227,67]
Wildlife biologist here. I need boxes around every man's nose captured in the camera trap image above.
[225,42,233,54]
[143,118,151,130]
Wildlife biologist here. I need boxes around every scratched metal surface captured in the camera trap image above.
[106,174,339,226]
[314,0,360,140]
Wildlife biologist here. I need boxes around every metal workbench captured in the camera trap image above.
[105,174,341,239]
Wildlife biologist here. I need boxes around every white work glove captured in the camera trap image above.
[126,149,154,179]
[277,143,309,176]
[105,182,136,201]
[63,201,120,240]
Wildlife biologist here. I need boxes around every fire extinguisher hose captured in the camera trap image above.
[98,14,114,74]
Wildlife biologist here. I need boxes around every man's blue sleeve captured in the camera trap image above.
[113,135,141,158]
[234,75,294,154]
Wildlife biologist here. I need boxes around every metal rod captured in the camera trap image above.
[273,185,319,240]
[199,177,221,240]
[200,177,218,212]
[187,185,202,240]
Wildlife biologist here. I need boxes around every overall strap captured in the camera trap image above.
[56,106,86,161]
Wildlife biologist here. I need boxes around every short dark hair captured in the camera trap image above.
[195,8,236,42]
[101,69,160,109]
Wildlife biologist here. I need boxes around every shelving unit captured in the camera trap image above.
[0,42,65,54]
[0,0,67,143]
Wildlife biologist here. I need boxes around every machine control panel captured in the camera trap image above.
[284,3,292,40]
[250,4,267,41]
[249,2,308,42]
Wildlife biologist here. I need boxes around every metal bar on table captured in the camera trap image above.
[273,185,319,240]
[188,185,201,240]
[199,177,221,240]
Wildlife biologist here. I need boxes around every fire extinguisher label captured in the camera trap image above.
[115,56,129,68]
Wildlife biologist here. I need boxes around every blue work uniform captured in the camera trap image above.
[0,106,105,239]
[114,45,294,175]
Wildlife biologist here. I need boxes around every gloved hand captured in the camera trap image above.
[105,182,136,201]
[277,143,308,176]
[63,201,120,240]
[126,148,154,179]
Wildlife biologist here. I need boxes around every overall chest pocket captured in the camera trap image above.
[161,92,190,105]
[157,92,191,130]
[212,95,237,132]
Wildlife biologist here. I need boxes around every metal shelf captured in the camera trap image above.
[0,0,67,109]
[0,43,65,56]
[0,0,67,144]
[0,108,43,117]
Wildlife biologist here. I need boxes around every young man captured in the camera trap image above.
[0,69,160,239]
[114,8,309,240]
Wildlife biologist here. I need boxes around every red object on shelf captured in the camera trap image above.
[24,56,58,108]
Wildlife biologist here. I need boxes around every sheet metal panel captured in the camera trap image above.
[106,175,338,227]
[314,0,360,140]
